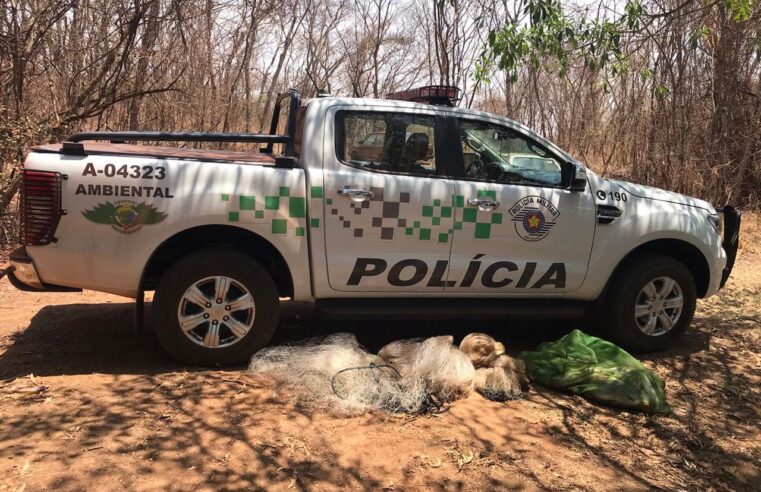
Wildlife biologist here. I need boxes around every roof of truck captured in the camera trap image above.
[305,95,514,121]
[32,142,276,165]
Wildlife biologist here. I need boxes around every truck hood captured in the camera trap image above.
[611,179,714,212]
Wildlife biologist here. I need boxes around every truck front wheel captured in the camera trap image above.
[604,255,697,353]
[153,248,279,366]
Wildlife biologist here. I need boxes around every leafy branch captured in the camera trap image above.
[478,0,755,84]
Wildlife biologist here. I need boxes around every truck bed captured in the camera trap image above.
[33,142,276,165]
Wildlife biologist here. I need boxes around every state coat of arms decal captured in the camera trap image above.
[82,200,167,234]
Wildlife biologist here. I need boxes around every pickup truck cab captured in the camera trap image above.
[7,86,741,365]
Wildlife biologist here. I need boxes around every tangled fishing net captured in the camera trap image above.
[378,336,475,403]
[249,332,528,414]
[472,366,524,402]
[249,333,438,414]
[460,332,528,401]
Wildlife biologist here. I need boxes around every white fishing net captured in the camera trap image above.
[249,332,525,414]
[473,366,523,401]
[460,333,528,401]
[249,333,436,414]
[378,336,476,403]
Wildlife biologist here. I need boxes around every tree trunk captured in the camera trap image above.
[128,0,161,130]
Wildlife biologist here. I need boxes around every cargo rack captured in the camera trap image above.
[61,89,301,158]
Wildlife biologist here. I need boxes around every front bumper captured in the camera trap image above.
[2,247,81,292]
[719,205,741,288]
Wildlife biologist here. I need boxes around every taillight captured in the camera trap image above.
[21,170,63,245]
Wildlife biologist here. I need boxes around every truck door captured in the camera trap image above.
[446,118,596,294]
[323,109,455,292]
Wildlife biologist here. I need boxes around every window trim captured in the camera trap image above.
[450,116,573,190]
[334,110,452,179]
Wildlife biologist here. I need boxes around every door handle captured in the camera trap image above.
[467,197,499,211]
[338,186,374,202]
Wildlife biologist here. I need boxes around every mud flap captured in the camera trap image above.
[720,205,741,288]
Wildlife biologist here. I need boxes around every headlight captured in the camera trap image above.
[707,213,723,236]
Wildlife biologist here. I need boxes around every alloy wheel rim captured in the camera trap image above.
[177,276,255,348]
[634,276,684,337]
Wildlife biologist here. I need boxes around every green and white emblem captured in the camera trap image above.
[82,200,167,234]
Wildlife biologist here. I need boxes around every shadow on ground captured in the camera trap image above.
[0,299,578,490]
[0,299,587,379]
[0,297,758,490]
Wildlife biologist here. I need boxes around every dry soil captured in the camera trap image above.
[0,217,759,491]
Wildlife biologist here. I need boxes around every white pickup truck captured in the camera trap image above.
[6,86,740,365]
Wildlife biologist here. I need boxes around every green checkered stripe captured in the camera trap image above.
[452,190,503,240]
[326,187,503,242]
[309,186,323,230]
[407,197,454,243]
[395,190,503,242]
[327,187,450,242]
[221,186,307,236]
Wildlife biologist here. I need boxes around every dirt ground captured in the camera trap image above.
[1,219,759,491]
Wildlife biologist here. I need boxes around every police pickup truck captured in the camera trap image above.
[7,86,740,365]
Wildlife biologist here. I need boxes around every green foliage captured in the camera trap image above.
[486,0,575,81]
[725,0,754,21]
[481,0,756,84]
[481,0,642,82]
[688,25,710,49]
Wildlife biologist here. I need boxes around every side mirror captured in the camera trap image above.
[569,163,587,192]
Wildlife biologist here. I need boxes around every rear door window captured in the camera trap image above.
[338,112,437,176]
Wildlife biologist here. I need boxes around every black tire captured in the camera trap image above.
[603,254,697,353]
[153,248,280,366]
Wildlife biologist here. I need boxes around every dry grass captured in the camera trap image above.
[738,210,761,255]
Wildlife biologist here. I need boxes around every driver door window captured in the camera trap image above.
[459,120,563,187]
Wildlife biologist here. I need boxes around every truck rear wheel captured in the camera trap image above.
[153,248,279,366]
[604,254,696,353]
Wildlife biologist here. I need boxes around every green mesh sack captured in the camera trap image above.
[520,330,671,415]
